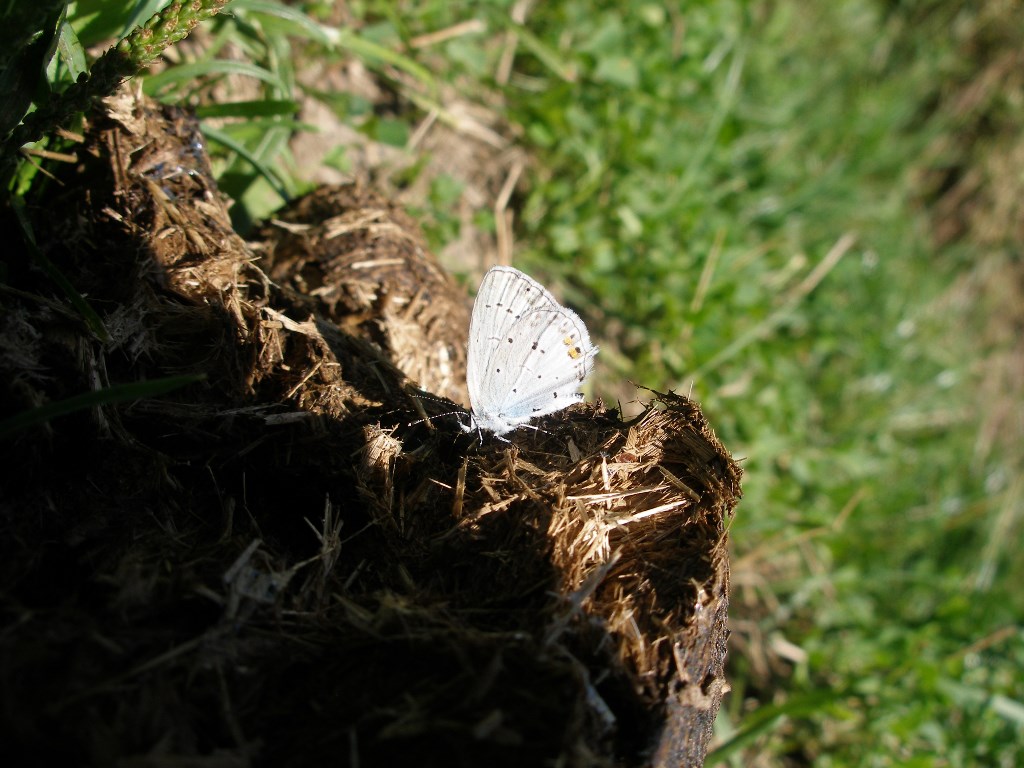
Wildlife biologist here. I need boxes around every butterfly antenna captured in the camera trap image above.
[404,388,473,430]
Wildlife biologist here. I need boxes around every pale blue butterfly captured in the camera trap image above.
[464,266,597,436]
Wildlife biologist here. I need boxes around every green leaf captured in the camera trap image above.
[67,0,137,47]
[371,117,409,147]
[193,99,299,119]
[593,55,639,88]
[0,2,65,141]
[56,16,88,81]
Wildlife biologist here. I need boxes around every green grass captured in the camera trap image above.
[7,0,1023,764]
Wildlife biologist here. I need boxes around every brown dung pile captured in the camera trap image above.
[0,88,741,768]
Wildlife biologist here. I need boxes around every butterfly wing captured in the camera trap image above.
[468,267,554,428]
[487,306,596,424]
[467,267,597,434]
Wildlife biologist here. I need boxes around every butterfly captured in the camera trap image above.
[464,266,597,436]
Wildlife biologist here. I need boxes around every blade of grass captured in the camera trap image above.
[231,0,436,87]
[119,0,179,38]
[0,373,206,439]
[693,232,857,381]
[232,0,334,46]
[11,197,110,343]
[507,22,577,82]
[331,27,435,90]
[143,59,287,97]
[706,688,851,764]
[193,99,298,119]
[199,122,291,203]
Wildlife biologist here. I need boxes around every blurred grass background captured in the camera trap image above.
[10,0,1024,764]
